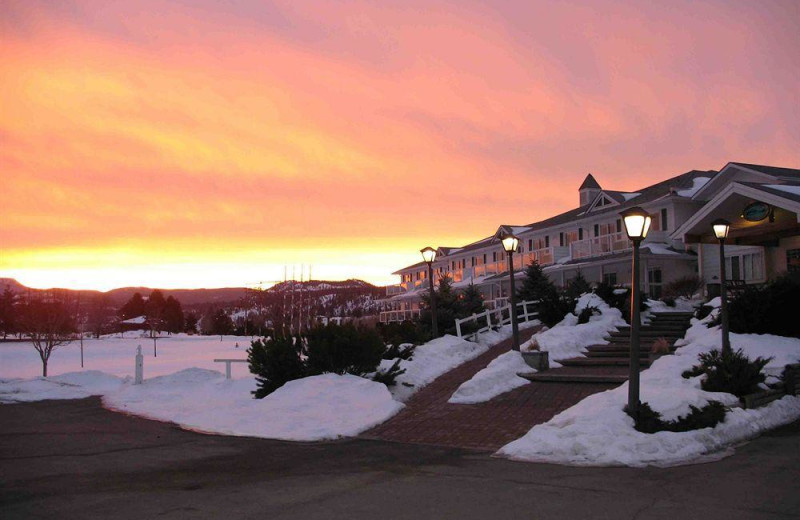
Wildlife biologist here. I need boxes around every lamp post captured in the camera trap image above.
[620,207,652,417]
[501,233,521,351]
[421,247,439,338]
[711,219,732,354]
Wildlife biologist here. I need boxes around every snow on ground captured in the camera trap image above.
[1,322,533,440]
[388,321,540,402]
[447,350,531,404]
[497,310,800,467]
[104,372,403,441]
[645,296,701,314]
[520,294,625,365]
[0,333,251,380]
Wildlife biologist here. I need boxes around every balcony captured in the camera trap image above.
[570,232,631,260]
[379,309,422,323]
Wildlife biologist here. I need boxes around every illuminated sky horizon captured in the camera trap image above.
[2,1,798,290]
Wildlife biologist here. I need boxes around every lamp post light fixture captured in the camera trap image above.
[620,207,652,417]
[711,218,732,355]
[420,246,439,338]
[501,233,521,351]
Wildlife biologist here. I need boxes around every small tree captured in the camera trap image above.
[418,275,461,337]
[163,296,184,334]
[184,311,199,333]
[248,336,306,398]
[517,262,570,327]
[460,283,486,317]
[565,272,591,300]
[20,291,75,377]
[0,286,17,340]
[306,323,384,376]
[86,293,114,338]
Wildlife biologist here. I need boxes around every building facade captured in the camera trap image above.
[381,162,800,323]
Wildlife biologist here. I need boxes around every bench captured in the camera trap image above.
[213,358,248,379]
[741,364,800,409]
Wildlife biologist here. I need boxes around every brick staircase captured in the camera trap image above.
[520,311,694,384]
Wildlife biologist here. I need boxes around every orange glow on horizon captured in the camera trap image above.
[1,1,798,291]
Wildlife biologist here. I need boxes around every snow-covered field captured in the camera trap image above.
[497,305,800,467]
[0,325,531,441]
[0,334,251,380]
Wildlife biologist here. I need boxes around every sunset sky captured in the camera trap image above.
[1,0,798,290]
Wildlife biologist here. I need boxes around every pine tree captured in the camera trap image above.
[0,286,17,339]
[118,292,146,320]
[163,296,184,333]
[460,283,485,317]
[418,275,462,337]
[516,261,570,327]
[566,272,592,299]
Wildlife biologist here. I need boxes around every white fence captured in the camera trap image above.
[455,300,539,340]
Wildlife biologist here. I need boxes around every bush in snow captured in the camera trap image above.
[727,273,800,338]
[682,349,772,398]
[576,305,600,325]
[376,320,426,347]
[371,359,406,387]
[593,282,646,324]
[382,342,415,361]
[517,262,572,327]
[565,272,591,300]
[663,275,703,300]
[248,336,307,398]
[306,323,385,377]
[626,401,726,434]
[694,304,715,322]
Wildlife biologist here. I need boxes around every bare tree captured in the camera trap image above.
[20,291,76,377]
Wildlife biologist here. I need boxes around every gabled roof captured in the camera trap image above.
[730,163,800,179]
[579,173,601,190]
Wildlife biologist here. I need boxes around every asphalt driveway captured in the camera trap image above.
[1,397,799,519]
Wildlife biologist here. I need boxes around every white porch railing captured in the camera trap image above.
[455,299,539,340]
[570,232,631,260]
[379,309,422,323]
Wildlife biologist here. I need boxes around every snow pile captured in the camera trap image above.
[0,371,126,403]
[646,297,700,314]
[497,311,800,467]
[388,321,539,402]
[520,293,625,364]
[105,372,403,441]
[448,351,531,404]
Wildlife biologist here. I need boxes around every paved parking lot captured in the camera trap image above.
[2,397,799,519]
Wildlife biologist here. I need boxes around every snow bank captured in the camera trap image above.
[0,371,127,403]
[105,372,403,441]
[497,310,800,467]
[646,297,701,314]
[520,294,625,364]
[448,351,531,404]
[388,321,539,402]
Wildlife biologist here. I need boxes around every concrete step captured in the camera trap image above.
[559,357,651,367]
[586,344,676,353]
[608,330,683,338]
[617,325,687,332]
[518,372,628,384]
[586,350,650,358]
[606,336,678,344]
[651,312,694,317]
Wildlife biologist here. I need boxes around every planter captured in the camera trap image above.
[521,350,549,371]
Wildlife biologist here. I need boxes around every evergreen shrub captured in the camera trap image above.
[681,349,772,398]
[626,401,726,434]
[371,358,406,387]
[577,305,600,325]
[663,275,703,300]
[306,323,385,376]
[517,262,571,327]
[727,273,800,338]
[248,336,307,398]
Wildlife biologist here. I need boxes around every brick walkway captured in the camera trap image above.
[362,328,620,452]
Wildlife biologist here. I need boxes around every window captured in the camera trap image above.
[528,239,532,250]
[660,208,668,231]
[616,219,622,233]
[788,249,800,273]
[578,228,584,240]
[545,236,550,248]
[483,254,487,264]
[559,232,564,247]
[650,212,661,233]
[594,224,599,237]
[603,272,617,285]
[493,252,497,262]
[648,268,663,299]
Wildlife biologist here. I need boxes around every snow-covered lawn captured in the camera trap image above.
[497,308,800,467]
[0,324,532,440]
[0,334,251,380]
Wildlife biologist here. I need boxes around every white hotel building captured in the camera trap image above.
[381,162,800,323]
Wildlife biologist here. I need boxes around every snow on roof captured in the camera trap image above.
[620,192,641,201]
[676,176,711,197]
